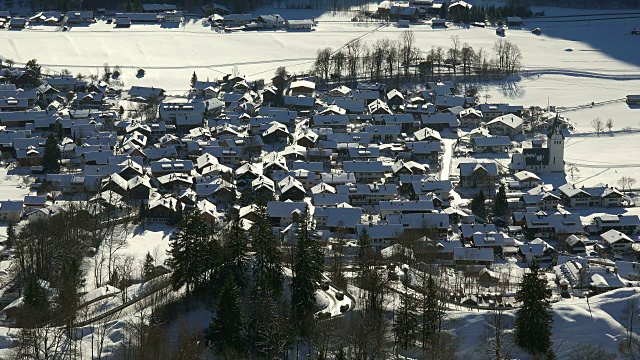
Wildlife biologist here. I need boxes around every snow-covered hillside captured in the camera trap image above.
[453,287,640,359]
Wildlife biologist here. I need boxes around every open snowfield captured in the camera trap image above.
[1,7,639,98]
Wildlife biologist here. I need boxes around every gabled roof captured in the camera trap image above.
[267,201,307,218]
[314,206,362,227]
[290,80,316,90]
[458,161,498,177]
[313,193,350,206]
[601,229,634,245]
[413,127,442,141]
[514,171,541,182]
[278,176,306,195]
[460,224,497,238]
[486,114,524,129]
[343,161,384,173]
[472,136,512,147]
[453,247,494,262]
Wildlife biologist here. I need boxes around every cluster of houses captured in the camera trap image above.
[376,0,473,25]
[209,12,314,31]
[0,43,637,298]
[0,3,188,29]
[0,3,315,31]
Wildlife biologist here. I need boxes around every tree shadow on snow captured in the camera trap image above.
[521,18,640,68]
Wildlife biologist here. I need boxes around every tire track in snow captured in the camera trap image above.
[7,57,317,70]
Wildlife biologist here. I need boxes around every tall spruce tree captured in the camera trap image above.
[138,201,148,229]
[6,220,15,248]
[420,274,443,350]
[291,206,323,328]
[220,215,249,291]
[357,227,373,272]
[142,252,155,280]
[514,262,553,356]
[191,72,198,88]
[21,275,49,326]
[251,204,283,296]
[493,183,508,217]
[166,210,214,296]
[56,121,64,141]
[207,277,246,356]
[395,282,418,350]
[471,189,487,219]
[43,134,61,174]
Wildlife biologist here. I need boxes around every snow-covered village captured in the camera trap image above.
[0,0,639,359]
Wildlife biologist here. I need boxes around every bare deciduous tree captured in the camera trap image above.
[448,35,461,76]
[314,48,333,82]
[592,118,604,137]
[606,118,614,132]
[618,176,637,194]
[461,43,475,80]
[566,163,580,182]
[400,30,417,78]
[620,297,640,359]
[346,39,362,81]
[478,308,515,360]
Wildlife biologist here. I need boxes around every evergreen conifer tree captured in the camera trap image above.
[291,206,323,328]
[21,275,48,326]
[138,201,147,229]
[493,183,508,217]
[191,72,198,88]
[142,252,155,280]
[56,121,64,141]
[514,262,553,356]
[395,282,418,350]
[420,274,443,349]
[357,227,373,272]
[251,204,283,296]
[166,210,213,296]
[439,1,449,18]
[43,134,61,173]
[6,220,15,248]
[471,189,487,219]
[207,277,246,355]
[220,215,249,291]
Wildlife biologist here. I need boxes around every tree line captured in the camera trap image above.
[312,31,523,88]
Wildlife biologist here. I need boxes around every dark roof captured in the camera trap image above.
[523,147,549,166]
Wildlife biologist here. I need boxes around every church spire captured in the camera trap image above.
[547,114,564,139]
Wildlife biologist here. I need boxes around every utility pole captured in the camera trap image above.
[547,97,550,112]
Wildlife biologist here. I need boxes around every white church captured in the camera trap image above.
[510,117,565,173]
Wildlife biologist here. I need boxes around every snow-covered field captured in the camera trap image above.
[2,8,639,97]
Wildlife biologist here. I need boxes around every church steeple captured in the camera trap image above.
[547,114,564,140]
[547,114,565,172]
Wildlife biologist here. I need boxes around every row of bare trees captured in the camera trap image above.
[312,31,523,86]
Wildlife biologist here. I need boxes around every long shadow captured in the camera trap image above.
[522,14,640,69]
